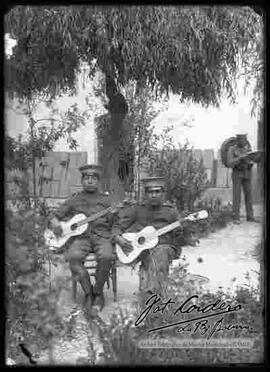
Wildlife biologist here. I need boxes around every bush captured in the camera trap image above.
[95,264,263,365]
[174,198,234,249]
[5,205,67,363]
[146,128,209,212]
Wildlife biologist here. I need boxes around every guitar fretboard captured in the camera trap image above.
[156,221,181,237]
[76,206,118,227]
[156,211,207,237]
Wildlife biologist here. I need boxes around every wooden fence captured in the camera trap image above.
[5,152,87,200]
[5,149,260,202]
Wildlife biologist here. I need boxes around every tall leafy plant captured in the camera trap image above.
[5,98,89,207]
[147,127,208,212]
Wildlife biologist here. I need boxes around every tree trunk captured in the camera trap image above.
[98,73,129,202]
[257,107,264,203]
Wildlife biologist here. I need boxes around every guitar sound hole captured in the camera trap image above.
[138,236,146,245]
[71,223,78,231]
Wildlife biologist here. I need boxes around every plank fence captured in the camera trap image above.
[5,149,261,204]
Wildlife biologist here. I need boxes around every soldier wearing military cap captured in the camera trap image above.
[48,164,115,312]
[112,176,182,297]
[227,133,258,224]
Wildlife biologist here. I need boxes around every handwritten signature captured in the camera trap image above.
[135,294,252,337]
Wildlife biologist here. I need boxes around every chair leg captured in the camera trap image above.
[72,276,77,302]
[112,266,117,302]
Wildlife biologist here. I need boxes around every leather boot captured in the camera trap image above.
[78,271,93,312]
[92,292,105,312]
[92,259,112,311]
[95,259,111,292]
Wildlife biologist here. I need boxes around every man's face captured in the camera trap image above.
[145,188,164,207]
[237,137,247,148]
[81,172,100,193]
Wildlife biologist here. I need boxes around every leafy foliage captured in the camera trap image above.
[5,206,68,363]
[121,82,167,179]
[93,263,263,365]
[95,80,167,193]
[186,197,234,238]
[6,100,89,166]
[146,127,208,211]
[5,6,262,106]
[5,100,89,202]
[5,6,263,200]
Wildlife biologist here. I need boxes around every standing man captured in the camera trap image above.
[48,164,115,312]
[227,134,258,224]
[112,177,182,297]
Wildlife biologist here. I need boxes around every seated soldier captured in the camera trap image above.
[112,176,182,298]
[48,164,115,312]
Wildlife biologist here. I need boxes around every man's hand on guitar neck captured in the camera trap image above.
[113,235,133,255]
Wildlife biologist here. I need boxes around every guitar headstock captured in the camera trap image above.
[185,210,208,222]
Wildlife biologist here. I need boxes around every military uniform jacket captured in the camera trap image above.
[54,191,114,239]
[112,202,181,246]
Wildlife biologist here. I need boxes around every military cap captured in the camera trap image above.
[78,163,103,177]
[236,133,247,139]
[141,176,166,191]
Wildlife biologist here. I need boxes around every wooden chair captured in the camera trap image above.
[71,252,118,302]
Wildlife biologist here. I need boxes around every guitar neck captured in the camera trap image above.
[156,221,181,237]
[156,212,204,237]
[76,207,115,227]
[72,199,134,228]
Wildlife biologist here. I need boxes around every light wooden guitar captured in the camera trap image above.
[44,201,131,251]
[116,210,208,265]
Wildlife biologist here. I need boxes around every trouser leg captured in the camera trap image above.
[92,236,114,295]
[65,238,93,296]
[242,177,254,220]
[232,171,242,220]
